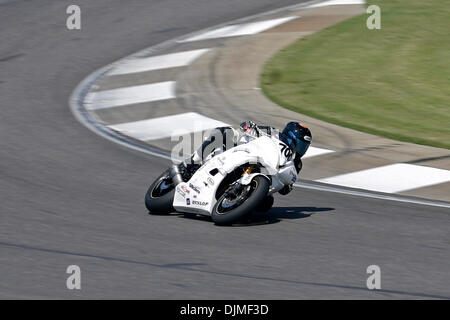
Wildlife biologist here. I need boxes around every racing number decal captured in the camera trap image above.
[279,143,293,160]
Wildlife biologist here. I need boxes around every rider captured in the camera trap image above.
[182,121,312,184]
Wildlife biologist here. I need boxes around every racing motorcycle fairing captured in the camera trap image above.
[173,135,297,216]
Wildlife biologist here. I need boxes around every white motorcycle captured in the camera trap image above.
[145,127,299,225]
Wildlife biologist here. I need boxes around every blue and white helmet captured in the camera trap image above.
[280,122,312,157]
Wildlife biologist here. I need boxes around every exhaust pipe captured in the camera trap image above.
[169,164,184,186]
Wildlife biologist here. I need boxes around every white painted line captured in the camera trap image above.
[85,81,176,110]
[108,112,229,141]
[317,163,450,193]
[308,0,365,8]
[303,146,334,159]
[295,182,450,209]
[180,16,299,42]
[109,49,211,76]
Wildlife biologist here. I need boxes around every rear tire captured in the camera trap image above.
[145,169,175,214]
[212,175,270,225]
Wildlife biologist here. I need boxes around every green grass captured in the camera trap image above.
[261,0,450,149]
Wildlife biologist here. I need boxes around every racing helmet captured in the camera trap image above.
[280,122,312,157]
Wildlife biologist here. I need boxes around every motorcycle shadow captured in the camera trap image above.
[244,206,335,226]
[177,206,334,227]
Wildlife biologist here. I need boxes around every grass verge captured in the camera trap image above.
[261,0,450,149]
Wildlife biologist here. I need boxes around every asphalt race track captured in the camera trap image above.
[0,0,449,299]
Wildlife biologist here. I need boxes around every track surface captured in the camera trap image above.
[0,0,449,299]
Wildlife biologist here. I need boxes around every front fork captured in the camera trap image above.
[226,165,255,198]
[243,164,254,176]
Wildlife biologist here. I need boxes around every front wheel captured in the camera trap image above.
[257,195,274,212]
[212,175,270,225]
[145,169,175,214]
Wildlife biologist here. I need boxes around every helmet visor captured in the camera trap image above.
[286,131,310,157]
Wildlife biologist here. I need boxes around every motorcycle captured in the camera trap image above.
[145,126,298,225]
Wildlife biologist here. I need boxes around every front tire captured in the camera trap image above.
[145,169,175,214]
[212,175,270,225]
[257,195,274,212]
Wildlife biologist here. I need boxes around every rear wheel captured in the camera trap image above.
[145,169,175,214]
[212,175,270,225]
